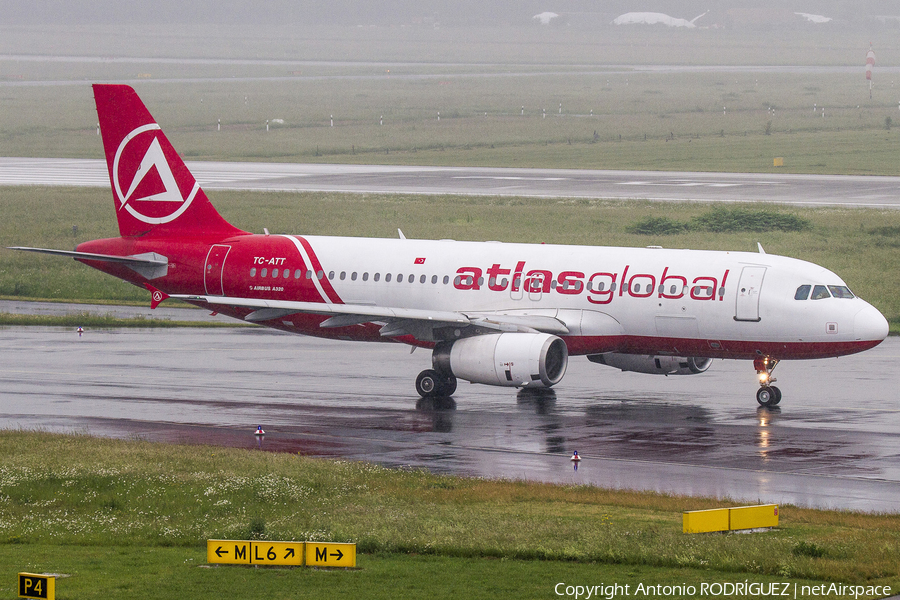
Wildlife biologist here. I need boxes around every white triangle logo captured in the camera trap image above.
[121,137,183,208]
[112,124,200,226]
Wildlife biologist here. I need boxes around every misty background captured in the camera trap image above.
[4,1,900,28]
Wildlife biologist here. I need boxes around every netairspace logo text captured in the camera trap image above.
[554,581,893,600]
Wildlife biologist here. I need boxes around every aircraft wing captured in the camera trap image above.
[173,293,569,339]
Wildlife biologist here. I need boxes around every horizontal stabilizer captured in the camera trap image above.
[9,247,169,279]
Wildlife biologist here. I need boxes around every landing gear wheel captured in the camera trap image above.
[416,369,441,398]
[754,357,782,407]
[439,375,457,396]
[756,386,779,407]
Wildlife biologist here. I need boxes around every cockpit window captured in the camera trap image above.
[828,285,854,299]
[810,285,830,300]
[794,285,811,300]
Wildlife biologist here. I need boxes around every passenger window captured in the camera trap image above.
[272,269,279,278]
[386,273,392,282]
[351,272,358,281]
[794,285,811,300]
[811,285,830,300]
[374,273,380,282]
[316,270,324,280]
[340,271,346,280]
[261,268,267,277]
[328,271,335,280]
[363,272,369,281]
[305,270,313,279]
[443,275,450,285]
[431,275,437,284]
[294,269,301,279]
[250,268,256,277]
[828,285,854,299]
[408,274,414,283]
[420,274,426,284]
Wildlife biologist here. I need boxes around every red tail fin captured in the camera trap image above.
[93,84,246,239]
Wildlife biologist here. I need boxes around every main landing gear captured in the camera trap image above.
[754,356,782,408]
[415,369,458,398]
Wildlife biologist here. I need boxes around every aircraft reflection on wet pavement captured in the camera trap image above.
[1,327,897,512]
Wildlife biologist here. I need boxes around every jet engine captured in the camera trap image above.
[433,333,568,388]
[587,353,711,375]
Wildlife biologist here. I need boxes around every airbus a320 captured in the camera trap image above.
[11,85,889,406]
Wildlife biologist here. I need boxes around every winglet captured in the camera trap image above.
[144,284,169,309]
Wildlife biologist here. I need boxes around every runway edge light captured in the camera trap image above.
[18,573,55,600]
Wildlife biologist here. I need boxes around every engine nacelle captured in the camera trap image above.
[587,353,712,375]
[434,333,568,388]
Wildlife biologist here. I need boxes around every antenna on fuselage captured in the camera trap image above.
[398,229,407,240]
[757,242,766,254]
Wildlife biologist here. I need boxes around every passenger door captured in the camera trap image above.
[734,266,766,322]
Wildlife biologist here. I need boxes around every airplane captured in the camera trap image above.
[10,84,889,407]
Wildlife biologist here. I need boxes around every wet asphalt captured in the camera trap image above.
[1,322,897,512]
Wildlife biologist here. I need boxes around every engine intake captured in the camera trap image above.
[587,353,711,375]
[434,333,568,388]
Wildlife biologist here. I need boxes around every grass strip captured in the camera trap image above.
[0,431,898,596]
[0,312,246,328]
[3,187,899,333]
[0,545,837,600]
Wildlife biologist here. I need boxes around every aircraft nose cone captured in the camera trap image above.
[854,303,889,342]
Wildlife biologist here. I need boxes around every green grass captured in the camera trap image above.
[0,547,835,600]
[5,76,900,175]
[0,431,898,600]
[3,24,900,174]
[0,312,241,328]
[2,186,900,332]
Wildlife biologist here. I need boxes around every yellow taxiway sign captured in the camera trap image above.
[18,573,55,600]
[207,540,304,566]
[305,542,357,568]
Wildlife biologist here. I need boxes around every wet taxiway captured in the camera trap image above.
[4,158,900,208]
[1,325,898,513]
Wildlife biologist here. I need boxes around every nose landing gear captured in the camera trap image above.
[754,356,781,407]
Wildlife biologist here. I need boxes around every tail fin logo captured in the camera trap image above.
[113,124,200,225]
